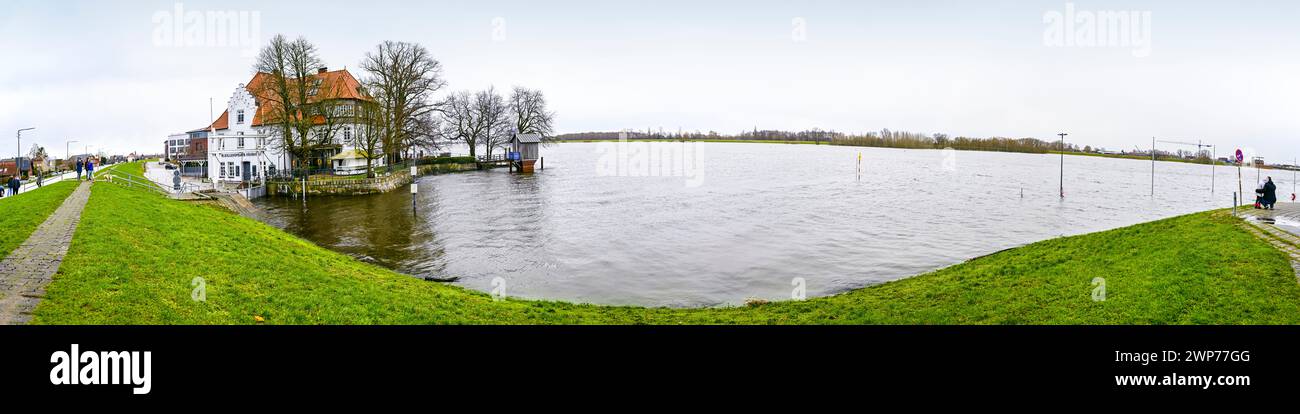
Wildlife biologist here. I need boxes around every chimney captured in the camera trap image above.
[318,67,328,74]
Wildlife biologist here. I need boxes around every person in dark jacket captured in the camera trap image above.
[7,176,20,197]
[75,158,83,181]
[1263,177,1278,210]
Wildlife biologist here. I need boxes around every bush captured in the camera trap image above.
[426,156,477,165]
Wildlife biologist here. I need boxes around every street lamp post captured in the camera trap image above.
[17,127,34,177]
[1057,132,1068,198]
[66,139,78,175]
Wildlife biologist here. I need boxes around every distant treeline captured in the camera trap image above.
[554,129,1077,154]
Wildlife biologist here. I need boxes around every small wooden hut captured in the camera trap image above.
[510,133,542,173]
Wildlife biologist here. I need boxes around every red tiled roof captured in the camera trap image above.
[199,69,370,132]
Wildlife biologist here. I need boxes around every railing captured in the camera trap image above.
[16,170,78,194]
[477,154,508,163]
[103,169,168,195]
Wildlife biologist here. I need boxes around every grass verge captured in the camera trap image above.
[31,182,1300,324]
[0,181,79,259]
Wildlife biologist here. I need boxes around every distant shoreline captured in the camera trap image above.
[556,138,1286,170]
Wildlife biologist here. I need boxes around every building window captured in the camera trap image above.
[343,126,352,142]
[238,137,245,149]
[236,110,245,124]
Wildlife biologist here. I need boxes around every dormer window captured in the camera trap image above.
[236,109,245,124]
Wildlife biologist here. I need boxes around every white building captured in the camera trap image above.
[164,133,189,161]
[197,68,381,184]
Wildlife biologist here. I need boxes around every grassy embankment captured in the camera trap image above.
[0,181,80,259]
[109,160,147,177]
[30,181,1300,324]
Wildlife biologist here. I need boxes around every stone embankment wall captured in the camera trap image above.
[268,162,477,196]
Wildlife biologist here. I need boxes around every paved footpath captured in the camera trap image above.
[1240,202,1300,279]
[1243,202,1300,237]
[0,181,92,324]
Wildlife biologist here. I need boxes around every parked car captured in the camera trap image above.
[164,163,176,170]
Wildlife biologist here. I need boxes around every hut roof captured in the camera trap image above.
[513,133,542,144]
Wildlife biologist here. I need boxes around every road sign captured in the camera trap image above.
[1235,149,1244,164]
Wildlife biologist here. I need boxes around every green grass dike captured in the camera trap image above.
[29,181,1300,324]
[0,181,80,259]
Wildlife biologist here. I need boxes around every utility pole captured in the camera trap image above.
[1151,137,1156,197]
[1058,133,1067,198]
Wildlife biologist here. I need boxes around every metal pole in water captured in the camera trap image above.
[1211,145,1216,195]
[856,152,861,182]
[1057,133,1067,198]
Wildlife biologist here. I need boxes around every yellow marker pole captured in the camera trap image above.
[856,152,862,181]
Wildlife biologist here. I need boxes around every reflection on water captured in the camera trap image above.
[256,143,1280,307]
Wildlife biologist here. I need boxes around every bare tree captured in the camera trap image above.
[509,86,555,141]
[27,144,47,176]
[404,111,443,159]
[252,34,325,175]
[350,100,386,178]
[441,91,482,157]
[360,41,446,169]
[475,87,511,158]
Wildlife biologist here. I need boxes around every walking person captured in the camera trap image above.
[85,158,94,181]
[75,158,83,181]
[7,175,20,197]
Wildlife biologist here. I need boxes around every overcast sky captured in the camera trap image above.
[1,0,1296,161]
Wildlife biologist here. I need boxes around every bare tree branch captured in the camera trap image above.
[360,41,446,168]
